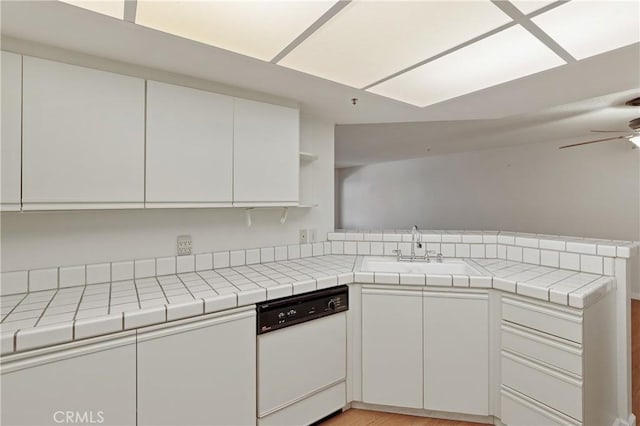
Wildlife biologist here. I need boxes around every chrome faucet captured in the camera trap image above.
[411,225,422,261]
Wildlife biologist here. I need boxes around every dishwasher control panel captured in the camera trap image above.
[257,285,348,334]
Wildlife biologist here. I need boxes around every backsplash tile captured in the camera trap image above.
[111,261,134,282]
[29,268,58,292]
[1,271,28,295]
[156,257,176,276]
[134,259,156,279]
[59,265,85,288]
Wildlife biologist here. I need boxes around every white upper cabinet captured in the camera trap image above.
[22,56,145,210]
[233,98,299,206]
[1,51,22,211]
[145,81,233,207]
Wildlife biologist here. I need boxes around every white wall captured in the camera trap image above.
[0,43,334,272]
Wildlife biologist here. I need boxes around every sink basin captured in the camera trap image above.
[360,257,480,275]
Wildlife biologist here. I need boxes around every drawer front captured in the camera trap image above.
[501,386,581,426]
[501,323,583,376]
[502,351,583,421]
[502,297,582,343]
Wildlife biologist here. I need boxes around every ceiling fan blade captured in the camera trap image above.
[590,129,629,133]
[559,135,628,149]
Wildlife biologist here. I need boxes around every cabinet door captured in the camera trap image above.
[146,81,233,207]
[233,98,299,206]
[1,335,136,426]
[362,288,422,409]
[137,308,256,426]
[1,51,22,211]
[423,292,489,415]
[22,56,145,210]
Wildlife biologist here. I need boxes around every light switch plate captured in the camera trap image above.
[299,229,308,244]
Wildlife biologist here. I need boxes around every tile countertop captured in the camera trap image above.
[0,255,615,356]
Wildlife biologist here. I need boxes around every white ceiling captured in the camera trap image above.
[1,0,639,166]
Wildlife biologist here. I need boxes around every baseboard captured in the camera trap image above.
[350,401,495,425]
[615,413,637,426]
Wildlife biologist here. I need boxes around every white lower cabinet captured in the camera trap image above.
[137,308,256,426]
[362,288,423,409]
[423,291,489,415]
[1,335,137,426]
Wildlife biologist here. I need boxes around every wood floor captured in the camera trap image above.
[323,300,640,425]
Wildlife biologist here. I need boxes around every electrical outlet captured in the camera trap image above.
[177,235,192,256]
[299,229,308,244]
[309,229,317,243]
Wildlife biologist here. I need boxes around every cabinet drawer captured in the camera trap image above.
[501,323,582,376]
[502,351,582,421]
[501,386,581,426]
[502,297,582,343]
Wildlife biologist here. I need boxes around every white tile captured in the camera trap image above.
[603,257,614,276]
[292,279,316,294]
[331,241,344,254]
[559,252,580,271]
[327,232,345,241]
[426,243,441,254]
[134,259,156,279]
[497,245,507,259]
[493,277,516,293]
[462,234,483,244]
[237,288,266,305]
[344,241,357,255]
[194,253,213,271]
[483,234,498,244]
[111,261,134,282]
[382,233,402,242]
[16,322,73,351]
[455,244,470,258]
[452,275,469,287]
[59,265,85,288]
[422,233,442,243]
[176,255,196,273]
[426,274,452,287]
[338,272,354,285]
[364,233,383,241]
[470,276,492,288]
[617,245,632,258]
[75,314,123,339]
[440,244,455,257]
[374,273,399,285]
[597,244,617,257]
[203,294,237,313]
[580,255,603,275]
[166,299,203,321]
[246,249,261,264]
[354,272,374,283]
[156,257,176,276]
[229,250,246,266]
[274,246,288,261]
[1,271,28,295]
[124,306,166,329]
[497,234,515,245]
[370,242,384,256]
[485,245,497,258]
[29,268,58,292]
[383,242,398,256]
[312,243,324,256]
[540,250,559,268]
[442,234,462,243]
[317,276,338,289]
[300,244,312,258]
[267,284,293,299]
[566,241,597,255]
[1,331,15,355]
[86,263,111,285]
[259,247,275,263]
[323,242,331,254]
[522,248,540,265]
[506,246,523,262]
[213,251,230,268]
[538,238,566,251]
[398,242,411,254]
[357,242,371,255]
[345,232,364,241]
[400,273,425,286]
[516,282,549,301]
[287,245,301,259]
[470,245,485,258]
[515,236,539,248]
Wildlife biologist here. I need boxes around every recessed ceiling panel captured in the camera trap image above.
[135,0,337,61]
[532,0,640,60]
[510,1,557,15]
[278,0,512,88]
[59,0,124,19]
[367,25,565,107]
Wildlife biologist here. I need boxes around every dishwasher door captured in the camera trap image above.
[257,311,347,418]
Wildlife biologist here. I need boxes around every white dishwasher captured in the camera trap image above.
[257,285,349,426]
